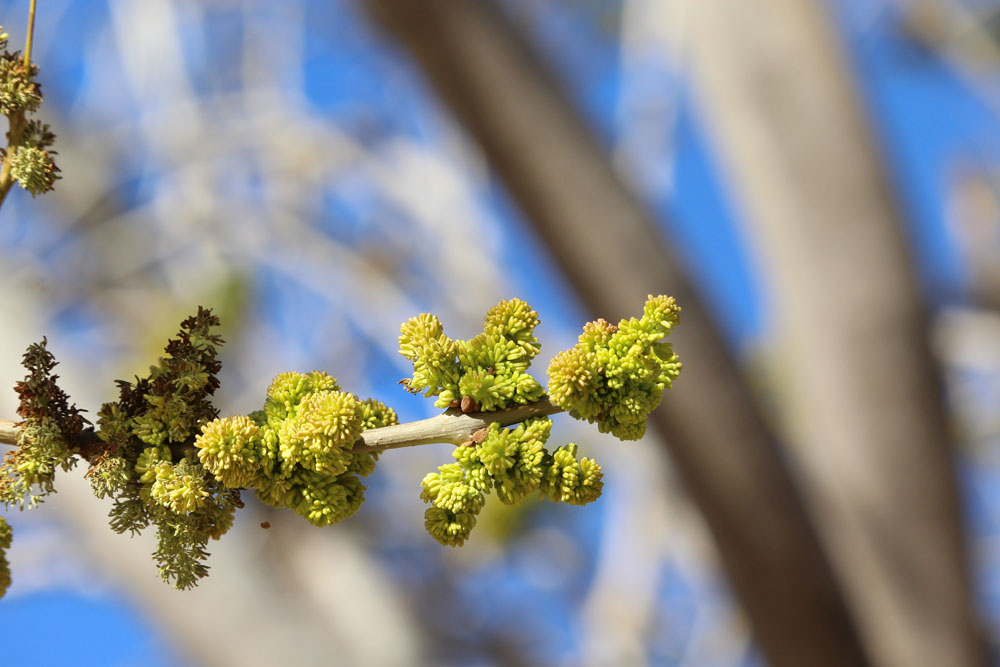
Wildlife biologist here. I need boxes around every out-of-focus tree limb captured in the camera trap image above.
[683,1,988,665]
[360,2,868,665]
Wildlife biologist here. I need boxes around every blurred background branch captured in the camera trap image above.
[684,0,987,665]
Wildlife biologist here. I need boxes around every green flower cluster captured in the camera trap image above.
[420,417,603,546]
[0,338,87,509]
[0,515,10,598]
[93,307,242,589]
[0,28,59,198]
[539,442,604,506]
[195,371,395,528]
[399,299,545,411]
[0,30,39,116]
[0,295,683,591]
[86,453,131,500]
[547,294,682,440]
[108,444,241,590]
[9,142,57,197]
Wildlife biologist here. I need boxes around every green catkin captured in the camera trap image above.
[89,308,232,589]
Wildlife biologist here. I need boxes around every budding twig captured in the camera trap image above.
[0,396,565,456]
[0,0,39,207]
[23,0,36,69]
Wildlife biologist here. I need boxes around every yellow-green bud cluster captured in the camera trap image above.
[195,372,396,528]
[420,417,603,546]
[136,448,210,515]
[263,370,340,425]
[195,415,263,489]
[0,54,39,116]
[0,34,59,197]
[547,295,682,440]
[8,144,57,196]
[278,390,364,475]
[0,515,11,598]
[539,443,603,506]
[399,299,545,411]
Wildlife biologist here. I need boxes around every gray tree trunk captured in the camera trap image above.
[683,1,988,665]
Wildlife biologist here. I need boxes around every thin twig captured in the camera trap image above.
[351,396,563,452]
[23,0,36,68]
[0,396,565,456]
[0,419,19,445]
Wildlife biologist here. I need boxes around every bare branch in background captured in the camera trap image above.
[360,2,868,665]
[683,1,988,665]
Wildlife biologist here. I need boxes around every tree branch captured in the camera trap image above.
[351,396,563,452]
[359,2,868,666]
[0,420,18,445]
[0,396,566,456]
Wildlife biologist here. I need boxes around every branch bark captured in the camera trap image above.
[351,397,563,452]
[681,3,987,665]
[359,2,868,666]
[0,397,565,455]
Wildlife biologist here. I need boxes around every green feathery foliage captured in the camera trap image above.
[0,338,88,510]
[89,307,238,589]
[547,294,682,440]
[85,453,131,499]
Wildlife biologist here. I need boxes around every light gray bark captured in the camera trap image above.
[683,1,988,665]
